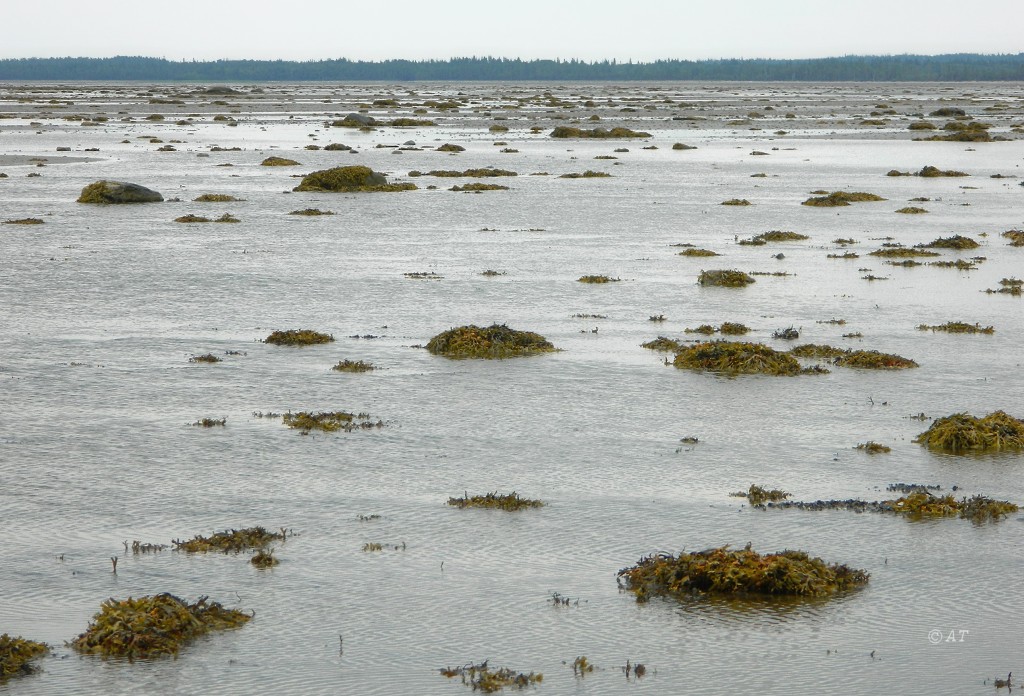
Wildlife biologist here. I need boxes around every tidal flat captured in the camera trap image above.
[1,81,1022,694]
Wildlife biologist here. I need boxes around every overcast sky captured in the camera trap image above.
[4,0,1022,62]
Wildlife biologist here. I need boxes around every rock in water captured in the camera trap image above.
[77,180,163,204]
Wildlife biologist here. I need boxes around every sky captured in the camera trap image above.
[3,0,1022,62]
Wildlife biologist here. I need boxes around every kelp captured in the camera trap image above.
[685,324,716,335]
[617,544,869,600]
[260,156,300,166]
[282,411,383,433]
[189,353,221,363]
[868,247,940,258]
[577,275,619,283]
[802,191,885,207]
[721,198,751,206]
[855,441,892,454]
[891,493,1018,522]
[409,168,516,177]
[3,217,44,225]
[426,324,556,359]
[914,411,1024,453]
[451,183,509,192]
[447,491,544,511]
[678,248,719,257]
[173,526,285,553]
[193,194,243,202]
[917,165,968,177]
[750,230,809,243]
[174,214,210,223]
[1003,230,1024,246]
[440,661,543,692]
[264,329,334,346]
[193,418,226,427]
[559,170,612,179]
[674,341,803,376]
[834,350,918,369]
[789,344,849,359]
[250,549,278,568]
[293,166,416,193]
[288,208,335,216]
[895,207,928,214]
[919,234,980,250]
[917,322,993,334]
[698,270,755,287]
[719,322,750,335]
[70,594,250,659]
[0,634,48,680]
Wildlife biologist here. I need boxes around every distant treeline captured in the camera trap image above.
[1,54,1023,82]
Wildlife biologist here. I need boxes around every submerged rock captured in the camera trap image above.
[77,180,163,204]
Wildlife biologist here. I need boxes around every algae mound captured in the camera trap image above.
[0,634,48,679]
[674,341,802,376]
[447,491,544,510]
[293,166,415,192]
[617,544,868,600]
[550,126,651,138]
[260,156,300,166]
[427,324,556,359]
[802,191,885,207]
[698,269,755,287]
[914,411,1024,453]
[264,329,334,346]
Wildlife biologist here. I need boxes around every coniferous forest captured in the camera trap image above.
[0,54,1022,81]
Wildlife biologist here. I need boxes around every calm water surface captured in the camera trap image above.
[1,82,1023,695]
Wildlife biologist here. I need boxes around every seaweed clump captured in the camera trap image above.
[578,274,619,283]
[731,484,791,505]
[426,324,556,359]
[0,634,48,679]
[451,183,509,192]
[721,198,751,206]
[919,235,979,250]
[447,492,544,511]
[914,411,1024,453]
[834,350,918,369]
[3,217,45,225]
[802,191,886,207]
[641,336,682,352]
[698,269,755,287]
[265,329,334,346]
[855,441,892,454]
[617,544,869,600]
[293,166,416,192]
[891,493,1018,522]
[550,126,651,138]
[70,594,250,659]
[282,411,383,433]
[917,322,993,334]
[331,359,376,372]
[260,156,300,166]
[674,341,803,376]
[173,526,285,553]
[918,165,968,177]
[440,661,543,692]
[678,248,719,257]
[193,194,243,202]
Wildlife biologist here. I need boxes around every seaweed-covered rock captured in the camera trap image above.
[914,411,1024,453]
[265,329,334,346]
[674,341,802,376]
[70,594,250,658]
[293,166,415,192]
[260,156,300,166]
[550,126,651,139]
[617,544,868,600]
[77,180,163,204]
[426,323,555,359]
[802,191,885,207]
[698,269,755,287]
[447,491,544,510]
[834,350,918,369]
[0,634,49,679]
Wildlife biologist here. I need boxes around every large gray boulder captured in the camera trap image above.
[77,180,163,204]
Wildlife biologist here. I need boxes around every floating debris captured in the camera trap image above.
[0,634,48,680]
[264,329,334,346]
[440,661,543,692]
[447,491,544,511]
[70,594,250,659]
[426,324,556,359]
[914,411,1024,453]
[617,544,869,600]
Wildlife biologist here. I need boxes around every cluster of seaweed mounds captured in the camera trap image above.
[559,170,613,179]
[332,359,376,373]
[682,322,750,336]
[617,544,869,601]
[984,278,1022,296]
[802,191,886,207]
[282,411,383,433]
[855,441,892,454]
[742,230,809,245]
[174,526,285,553]
[868,247,940,258]
[674,341,806,376]
[730,484,791,505]
[577,274,619,283]
[264,329,334,346]
[260,156,300,166]
[0,634,48,680]
[409,168,516,178]
[288,208,335,216]
[440,661,543,692]
[550,126,651,138]
[678,247,719,257]
[451,183,509,192]
[919,234,979,250]
[1003,230,1024,247]
[698,269,755,287]
[426,324,556,359]
[292,166,416,193]
[70,594,250,658]
[913,411,1024,453]
[891,493,1018,522]
[447,491,544,511]
[917,321,994,334]
[720,198,751,206]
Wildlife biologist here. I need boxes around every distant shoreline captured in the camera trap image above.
[1,54,1023,81]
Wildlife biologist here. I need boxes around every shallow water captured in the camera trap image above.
[1,81,1023,694]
